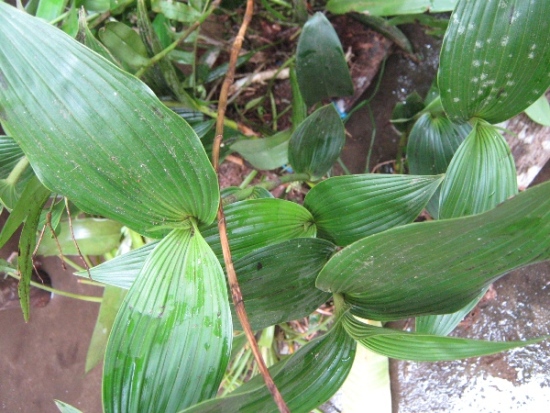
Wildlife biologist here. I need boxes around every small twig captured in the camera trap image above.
[212,1,290,412]
[64,198,92,279]
[230,67,290,94]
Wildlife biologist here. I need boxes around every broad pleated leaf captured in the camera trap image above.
[103,228,232,413]
[180,320,356,413]
[37,218,123,256]
[232,238,334,330]
[0,4,219,237]
[304,174,442,246]
[439,0,550,124]
[296,13,353,107]
[85,285,126,373]
[0,136,28,181]
[77,242,157,289]
[326,0,458,16]
[407,113,470,217]
[316,180,550,321]
[230,130,290,171]
[200,199,317,263]
[525,92,550,126]
[343,313,547,361]
[439,121,517,219]
[415,287,488,337]
[288,105,346,181]
[407,113,470,176]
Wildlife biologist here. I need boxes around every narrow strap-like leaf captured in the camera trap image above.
[17,180,50,321]
[0,176,50,249]
[415,287,487,336]
[344,313,547,361]
[326,0,458,16]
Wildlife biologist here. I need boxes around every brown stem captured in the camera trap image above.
[212,1,290,412]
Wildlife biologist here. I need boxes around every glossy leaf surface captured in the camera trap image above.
[407,113,470,176]
[37,218,123,256]
[103,228,232,413]
[0,176,50,250]
[17,182,50,321]
[439,121,517,219]
[83,238,331,331]
[200,199,316,263]
[0,4,219,237]
[407,113,470,217]
[304,174,442,246]
[439,0,550,124]
[232,238,334,330]
[296,12,353,107]
[415,288,487,336]
[326,0,458,16]
[288,105,346,180]
[78,242,157,289]
[344,313,547,361]
[180,320,356,413]
[316,181,550,320]
[230,130,290,171]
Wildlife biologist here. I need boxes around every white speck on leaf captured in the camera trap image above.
[473,60,481,67]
